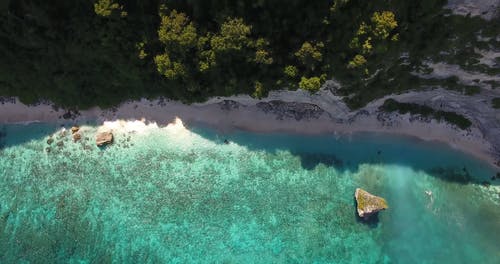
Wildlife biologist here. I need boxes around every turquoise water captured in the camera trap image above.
[0,122,499,263]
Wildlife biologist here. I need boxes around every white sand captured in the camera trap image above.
[1,88,499,168]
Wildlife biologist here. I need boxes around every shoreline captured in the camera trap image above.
[0,89,499,169]
[190,119,499,171]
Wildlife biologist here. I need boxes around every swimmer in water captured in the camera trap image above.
[425,190,434,208]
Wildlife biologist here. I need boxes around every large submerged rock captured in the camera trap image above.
[355,188,388,219]
[73,133,82,142]
[95,132,113,146]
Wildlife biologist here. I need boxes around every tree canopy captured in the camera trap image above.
[0,0,497,109]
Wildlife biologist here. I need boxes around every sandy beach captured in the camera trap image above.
[0,88,499,168]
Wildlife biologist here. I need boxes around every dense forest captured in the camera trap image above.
[0,0,498,109]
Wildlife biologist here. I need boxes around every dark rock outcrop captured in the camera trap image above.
[61,110,80,120]
[218,100,244,111]
[256,100,325,121]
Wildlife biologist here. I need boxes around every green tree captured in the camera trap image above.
[284,65,298,78]
[210,18,252,52]
[347,10,398,70]
[253,81,264,98]
[294,42,324,70]
[155,8,199,80]
[347,54,367,68]
[299,76,322,92]
[255,50,273,64]
[330,0,351,12]
[196,18,254,72]
[1,0,474,111]
[253,38,273,64]
[94,0,124,17]
[136,42,147,59]
[371,11,398,39]
[158,10,198,50]
[154,53,186,80]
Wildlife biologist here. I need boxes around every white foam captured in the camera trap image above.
[99,119,160,134]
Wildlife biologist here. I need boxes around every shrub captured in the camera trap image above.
[299,76,322,93]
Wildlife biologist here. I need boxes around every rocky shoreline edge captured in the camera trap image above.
[0,87,499,169]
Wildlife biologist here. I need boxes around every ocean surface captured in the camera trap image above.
[0,120,499,263]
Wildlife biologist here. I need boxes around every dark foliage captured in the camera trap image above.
[0,0,497,109]
[380,99,472,130]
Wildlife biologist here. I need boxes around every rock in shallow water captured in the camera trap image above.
[96,132,113,146]
[73,133,82,142]
[355,188,388,219]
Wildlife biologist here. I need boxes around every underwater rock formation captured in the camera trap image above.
[73,133,81,142]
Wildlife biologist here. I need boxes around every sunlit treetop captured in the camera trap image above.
[371,11,398,39]
[210,18,252,52]
[299,76,322,92]
[154,53,187,80]
[284,65,298,78]
[94,0,125,17]
[330,0,351,12]
[253,38,273,64]
[347,54,367,69]
[294,42,324,70]
[158,10,198,49]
